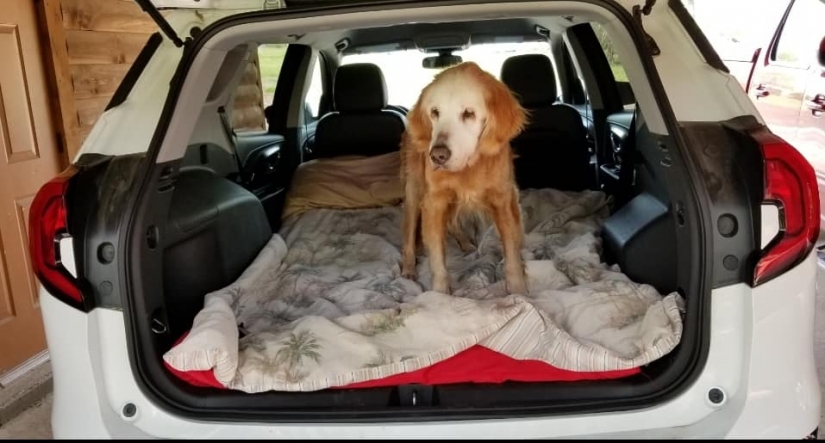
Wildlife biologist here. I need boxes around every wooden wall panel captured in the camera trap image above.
[36,0,81,161]
[75,96,111,127]
[70,64,131,99]
[39,0,266,160]
[232,52,266,132]
[61,0,158,33]
[65,29,150,65]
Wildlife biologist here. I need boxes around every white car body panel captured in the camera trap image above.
[43,251,821,438]
[50,217,821,438]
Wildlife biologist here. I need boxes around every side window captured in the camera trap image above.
[591,23,628,83]
[259,43,288,106]
[230,44,287,133]
[305,56,324,121]
[771,0,823,68]
[591,23,634,109]
[225,43,287,133]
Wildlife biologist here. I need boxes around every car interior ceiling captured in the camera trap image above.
[164,15,678,346]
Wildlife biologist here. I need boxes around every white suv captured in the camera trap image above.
[29,0,822,438]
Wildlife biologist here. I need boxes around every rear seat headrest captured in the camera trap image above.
[334,63,389,112]
[500,54,558,108]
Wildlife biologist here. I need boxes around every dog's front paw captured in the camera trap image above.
[506,271,529,295]
[401,267,417,280]
[506,280,528,295]
[432,277,451,295]
[401,260,417,280]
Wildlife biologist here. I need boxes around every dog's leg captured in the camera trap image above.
[401,175,421,280]
[422,199,451,294]
[490,190,528,295]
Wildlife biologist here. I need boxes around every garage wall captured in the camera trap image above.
[40,0,266,160]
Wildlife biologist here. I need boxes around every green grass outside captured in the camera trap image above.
[611,64,628,82]
[259,44,288,97]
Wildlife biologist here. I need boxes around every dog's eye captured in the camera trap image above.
[462,109,475,121]
[430,108,440,119]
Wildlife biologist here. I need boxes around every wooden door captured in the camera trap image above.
[0,0,65,375]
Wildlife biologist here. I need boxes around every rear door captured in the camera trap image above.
[129,1,328,228]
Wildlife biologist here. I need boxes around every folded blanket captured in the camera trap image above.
[281,151,404,220]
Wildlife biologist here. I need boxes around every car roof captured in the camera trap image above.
[269,15,582,55]
[144,0,626,54]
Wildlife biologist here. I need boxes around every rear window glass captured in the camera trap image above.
[340,41,559,108]
[259,44,288,98]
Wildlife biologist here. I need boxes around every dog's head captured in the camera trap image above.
[407,62,527,172]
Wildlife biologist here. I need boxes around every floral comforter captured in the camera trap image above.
[163,188,684,393]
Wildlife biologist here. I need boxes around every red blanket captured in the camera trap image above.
[165,334,641,390]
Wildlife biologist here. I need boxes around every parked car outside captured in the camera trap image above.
[700,0,825,230]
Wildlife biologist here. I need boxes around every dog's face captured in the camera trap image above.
[420,77,488,171]
[408,62,527,172]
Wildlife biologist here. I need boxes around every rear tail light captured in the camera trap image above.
[752,127,820,285]
[28,166,85,309]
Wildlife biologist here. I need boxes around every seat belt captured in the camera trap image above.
[217,106,246,183]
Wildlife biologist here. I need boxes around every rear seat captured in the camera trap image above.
[500,54,593,191]
[313,63,406,158]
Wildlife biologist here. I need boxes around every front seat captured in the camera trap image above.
[500,54,593,191]
[312,63,406,159]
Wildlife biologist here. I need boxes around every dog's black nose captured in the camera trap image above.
[430,145,451,165]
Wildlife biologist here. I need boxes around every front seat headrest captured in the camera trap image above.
[500,54,558,107]
[333,63,389,112]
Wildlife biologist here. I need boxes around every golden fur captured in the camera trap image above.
[400,62,529,295]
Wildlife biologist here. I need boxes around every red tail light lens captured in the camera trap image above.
[753,128,820,285]
[28,166,84,308]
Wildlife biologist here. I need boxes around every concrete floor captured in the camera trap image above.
[0,393,52,439]
[1,269,824,439]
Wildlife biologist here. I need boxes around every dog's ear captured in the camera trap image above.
[406,89,433,150]
[478,71,527,156]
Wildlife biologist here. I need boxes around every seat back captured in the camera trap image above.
[500,54,593,191]
[313,63,406,159]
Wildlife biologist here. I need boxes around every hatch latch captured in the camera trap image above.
[398,384,434,407]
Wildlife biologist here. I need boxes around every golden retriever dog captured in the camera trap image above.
[400,61,528,295]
